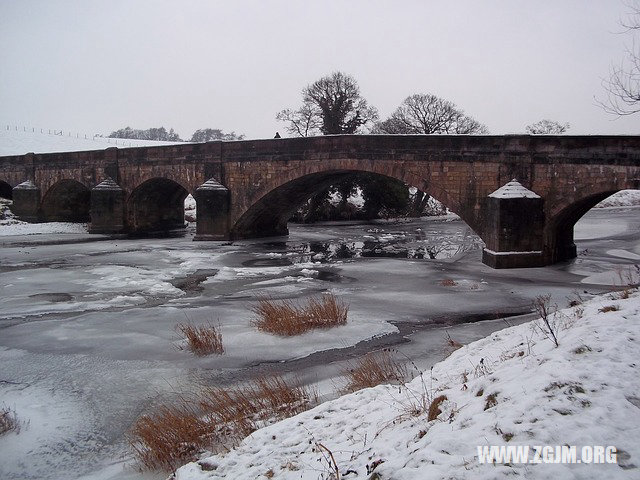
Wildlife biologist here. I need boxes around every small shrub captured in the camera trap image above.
[598,304,619,313]
[342,350,407,393]
[251,294,348,336]
[440,278,457,287]
[176,321,224,355]
[0,406,20,436]
[427,395,447,421]
[532,294,559,347]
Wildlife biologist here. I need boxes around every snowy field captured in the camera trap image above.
[0,126,183,156]
[176,290,640,480]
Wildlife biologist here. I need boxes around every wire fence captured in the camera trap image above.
[3,124,150,148]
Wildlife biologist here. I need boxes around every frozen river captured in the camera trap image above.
[1,207,639,480]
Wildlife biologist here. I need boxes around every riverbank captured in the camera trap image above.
[175,288,640,479]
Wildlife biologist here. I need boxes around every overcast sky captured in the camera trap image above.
[0,0,638,140]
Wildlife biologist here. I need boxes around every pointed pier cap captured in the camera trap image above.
[196,178,228,192]
[14,180,38,190]
[488,179,540,199]
[93,177,122,191]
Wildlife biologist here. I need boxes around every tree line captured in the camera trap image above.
[108,127,244,142]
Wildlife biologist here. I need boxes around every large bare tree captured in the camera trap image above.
[525,119,570,134]
[373,93,488,135]
[600,1,640,115]
[277,72,378,136]
[275,104,323,137]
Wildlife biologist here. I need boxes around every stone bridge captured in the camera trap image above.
[0,135,639,268]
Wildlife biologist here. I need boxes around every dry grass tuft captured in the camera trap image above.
[618,288,632,299]
[251,294,348,336]
[199,375,316,439]
[176,321,224,356]
[129,403,213,471]
[484,392,499,410]
[130,375,316,471]
[0,406,21,436]
[342,350,407,393]
[444,331,463,355]
[598,304,619,313]
[427,395,447,421]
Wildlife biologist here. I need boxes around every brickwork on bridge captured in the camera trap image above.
[1,135,639,268]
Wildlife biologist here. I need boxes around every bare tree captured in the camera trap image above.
[276,103,322,137]
[600,1,640,115]
[532,294,559,347]
[275,104,323,137]
[525,119,570,134]
[373,93,488,135]
[277,71,378,136]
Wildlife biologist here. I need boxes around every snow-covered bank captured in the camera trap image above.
[176,290,640,480]
[0,198,88,236]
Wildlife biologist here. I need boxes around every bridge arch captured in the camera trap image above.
[0,180,12,200]
[41,179,90,222]
[126,177,189,233]
[230,165,480,240]
[547,188,638,263]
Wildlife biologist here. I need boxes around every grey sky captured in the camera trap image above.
[0,0,638,140]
